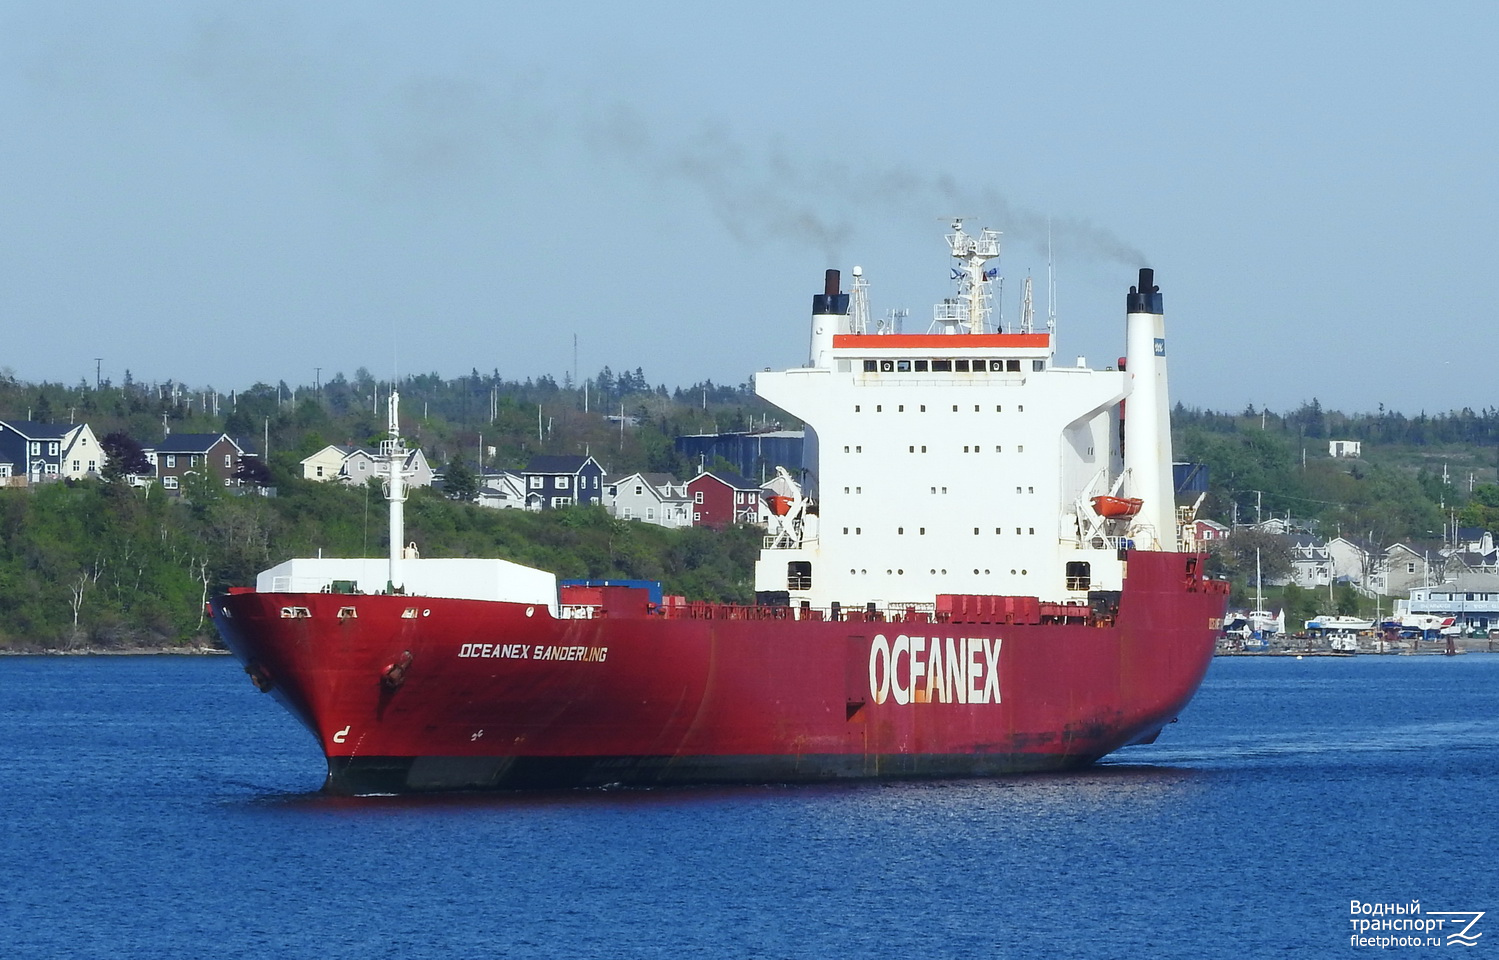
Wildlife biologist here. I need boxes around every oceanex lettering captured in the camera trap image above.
[868,635,1002,705]
[457,643,609,662]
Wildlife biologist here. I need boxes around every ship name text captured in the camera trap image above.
[457,643,608,662]
[869,634,1001,705]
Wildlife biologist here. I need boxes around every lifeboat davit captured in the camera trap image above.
[1091,495,1144,518]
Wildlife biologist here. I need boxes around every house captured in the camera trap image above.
[1285,535,1332,588]
[1452,527,1496,557]
[1397,572,1499,633]
[476,471,528,510]
[686,469,763,528]
[0,420,106,483]
[521,455,605,510]
[1328,440,1362,458]
[1185,518,1230,549]
[300,444,434,488]
[301,444,360,482]
[149,433,245,490]
[1372,541,1443,597]
[605,472,693,528]
[1326,537,1380,592]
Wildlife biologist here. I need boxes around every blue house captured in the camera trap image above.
[521,455,605,510]
[0,420,105,483]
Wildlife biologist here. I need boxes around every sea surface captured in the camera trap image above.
[2,653,1496,958]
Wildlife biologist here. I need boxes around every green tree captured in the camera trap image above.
[442,458,479,502]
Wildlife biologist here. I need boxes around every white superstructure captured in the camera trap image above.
[754,227,1180,613]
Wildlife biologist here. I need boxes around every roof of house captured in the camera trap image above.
[690,469,758,491]
[524,455,599,474]
[1435,571,1499,592]
[154,433,240,455]
[0,420,80,440]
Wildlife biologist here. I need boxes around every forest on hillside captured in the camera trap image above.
[4,367,1499,648]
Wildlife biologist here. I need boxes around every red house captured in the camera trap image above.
[685,469,761,529]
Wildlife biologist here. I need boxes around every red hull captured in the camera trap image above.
[212,551,1226,793]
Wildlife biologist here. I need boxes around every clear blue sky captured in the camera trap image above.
[3,2,1494,415]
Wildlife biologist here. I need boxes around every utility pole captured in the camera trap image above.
[94,358,102,390]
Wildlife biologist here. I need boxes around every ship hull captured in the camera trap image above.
[212,551,1225,793]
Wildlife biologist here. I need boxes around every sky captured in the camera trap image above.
[2,1,1496,415]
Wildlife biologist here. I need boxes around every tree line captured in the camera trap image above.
[2,366,1493,646]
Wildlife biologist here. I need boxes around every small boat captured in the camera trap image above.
[1091,495,1144,518]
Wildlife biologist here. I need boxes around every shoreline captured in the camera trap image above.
[0,646,230,656]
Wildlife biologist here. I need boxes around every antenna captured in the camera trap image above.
[1046,220,1057,352]
[849,266,870,334]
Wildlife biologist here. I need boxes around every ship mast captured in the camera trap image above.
[382,389,409,593]
[933,219,1001,334]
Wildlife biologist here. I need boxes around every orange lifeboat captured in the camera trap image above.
[1091,495,1144,518]
[768,495,794,517]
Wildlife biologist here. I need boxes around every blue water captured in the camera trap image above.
[2,654,1496,958]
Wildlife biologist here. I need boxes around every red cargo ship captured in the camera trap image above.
[212,222,1227,793]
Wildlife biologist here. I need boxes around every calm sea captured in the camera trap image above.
[2,653,1496,958]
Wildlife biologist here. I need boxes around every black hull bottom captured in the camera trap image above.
[324,752,1105,794]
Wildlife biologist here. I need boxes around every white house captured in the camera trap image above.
[300,444,433,488]
[476,471,528,510]
[605,472,693,528]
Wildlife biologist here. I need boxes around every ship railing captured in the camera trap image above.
[1078,534,1129,551]
[762,535,818,549]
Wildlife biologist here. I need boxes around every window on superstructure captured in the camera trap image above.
[876,405,882,412]
[788,562,812,590]
[915,360,929,372]
[1033,360,1045,371]
[897,360,911,372]
[955,360,969,372]
[898,405,904,412]
[932,360,952,372]
[1007,360,1021,372]
[863,360,877,372]
[1067,562,1092,591]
